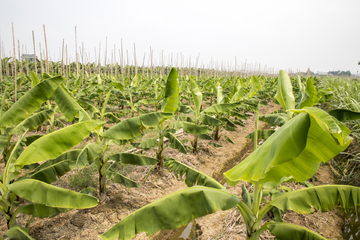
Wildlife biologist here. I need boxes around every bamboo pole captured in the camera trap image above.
[134,43,137,84]
[39,43,44,75]
[150,46,153,78]
[12,23,17,101]
[98,42,101,75]
[121,39,124,84]
[104,37,107,79]
[141,52,146,79]
[75,26,79,78]
[32,31,37,74]
[61,39,64,76]
[114,44,118,81]
[66,45,68,79]
[18,41,23,76]
[43,24,49,74]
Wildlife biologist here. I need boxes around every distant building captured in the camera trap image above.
[21,54,36,62]
[317,71,329,76]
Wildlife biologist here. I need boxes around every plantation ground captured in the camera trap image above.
[0,102,346,240]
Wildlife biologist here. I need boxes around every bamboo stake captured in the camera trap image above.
[98,42,101,75]
[31,31,37,74]
[39,43,44,75]
[141,52,146,80]
[12,23,17,101]
[43,24,49,74]
[75,26,79,78]
[18,41,23,76]
[66,45,68,79]
[104,37,107,79]
[114,44,118,80]
[134,43,137,84]
[61,39,64,76]
[121,39,124,84]
[150,47,153,78]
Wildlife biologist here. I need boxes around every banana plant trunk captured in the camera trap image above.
[213,126,220,141]
[98,154,106,194]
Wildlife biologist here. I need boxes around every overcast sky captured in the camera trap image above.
[1,0,359,74]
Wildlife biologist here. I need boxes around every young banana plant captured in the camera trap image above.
[99,107,360,240]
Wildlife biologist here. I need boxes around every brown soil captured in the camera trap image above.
[0,102,345,240]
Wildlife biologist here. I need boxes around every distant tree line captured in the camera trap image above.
[328,70,351,76]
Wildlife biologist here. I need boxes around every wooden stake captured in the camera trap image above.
[61,39,64,76]
[114,44,118,80]
[98,42,101,75]
[121,39,124,84]
[134,43,137,84]
[12,22,17,101]
[39,43,44,75]
[43,24,49,74]
[32,31,37,74]
[141,52,146,79]
[104,37,107,79]
[150,46,153,78]
[75,26,79,78]
[18,40,22,76]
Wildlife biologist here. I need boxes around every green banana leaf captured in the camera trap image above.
[53,84,90,122]
[252,222,326,240]
[230,87,245,103]
[224,107,352,187]
[5,225,35,240]
[198,114,222,126]
[245,75,261,99]
[246,130,276,140]
[131,138,158,149]
[203,102,242,114]
[171,121,212,135]
[107,171,140,188]
[298,78,317,109]
[328,109,360,121]
[165,159,224,189]
[161,68,179,114]
[0,134,7,155]
[101,112,172,140]
[262,185,360,216]
[8,179,98,209]
[98,186,240,240]
[10,109,54,135]
[164,132,187,154]
[27,149,81,183]
[29,71,41,88]
[267,222,326,240]
[0,76,63,128]
[216,85,223,104]
[15,120,104,166]
[17,203,69,218]
[259,112,289,126]
[189,78,202,118]
[116,153,159,165]
[73,143,103,169]
[274,70,295,118]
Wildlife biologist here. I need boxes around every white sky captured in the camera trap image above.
[1,0,359,74]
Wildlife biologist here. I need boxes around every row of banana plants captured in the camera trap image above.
[0,67,276,239]
[97,71,360,240]
[1,67,358,239]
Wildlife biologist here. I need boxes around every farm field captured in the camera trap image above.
[0,58,360,240]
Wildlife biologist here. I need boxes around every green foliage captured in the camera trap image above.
[70,165,97,191]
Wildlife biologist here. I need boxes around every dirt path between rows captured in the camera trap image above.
[0,102,344,240]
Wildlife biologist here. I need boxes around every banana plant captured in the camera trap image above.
[104,68,187,169]
[0,120,102,236]
[99,107,359,240]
